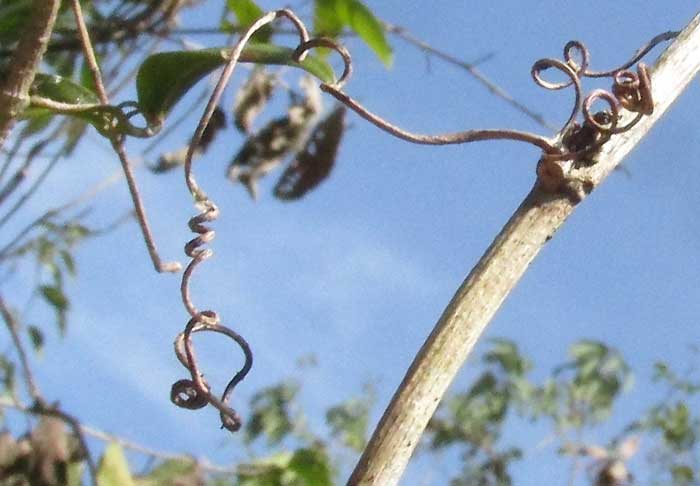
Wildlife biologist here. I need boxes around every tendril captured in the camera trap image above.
[173,9,311,432]
[170,8,679,430]
[308,30,678,165]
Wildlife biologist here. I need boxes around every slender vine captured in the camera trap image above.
[164,8,676,431]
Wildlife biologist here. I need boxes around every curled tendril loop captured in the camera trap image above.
[171,311,253,432]
[563,40,590,76]
[170,8,678,430]
[305,30,675,166]
[174,8,320,432]
[293,38,353,89]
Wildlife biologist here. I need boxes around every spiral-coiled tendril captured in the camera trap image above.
[171,7,678,430]
[317,30,678,163]
[172,9,317,432]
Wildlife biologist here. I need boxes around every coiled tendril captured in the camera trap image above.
[316,29,678,163]
[171,8,679,430]
[172,9,310,432]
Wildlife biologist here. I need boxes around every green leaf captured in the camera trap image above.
[30,73,100,106]
[98,443,135,486]
[484,339,531,377]
[671,465,695,483]
[137,45,336,125]
[136,459,202,486]
[326,395,369,452]
[342,0,392,67]
[314,0,344,37]
[66,462,84,486]
[245,382,299,445]
[288,448,333,486]
[226,0,272,43]
[60,249,76,276]
[39,284,69,334]
[40,285,69,311]
[27,325,44,354]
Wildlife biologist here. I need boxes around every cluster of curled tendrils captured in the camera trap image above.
[170,8,678,431]
[316,30,678,163]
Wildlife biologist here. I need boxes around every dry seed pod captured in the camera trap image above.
[274,106,346,201]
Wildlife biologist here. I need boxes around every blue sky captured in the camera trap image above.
[2,1,700,484]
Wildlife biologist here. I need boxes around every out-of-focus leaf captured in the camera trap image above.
[40,285,68,311]
[0,1,32,45]
[39,284,69,334]
[226,0,272,43]
[135,458,202,486]
[60,249,76,276]
[27,325,44,354]
[66,462,84,486]
[326,394,368,451]
[150,108,225,174]
[342,0,392,67]
[671,465,695,483]
[245,382,299,445]
[313,0,392,66]
[484,339,532,377]
[137,45,335,125]
[150,147,191,174]
[199,106,227,151]
[314,0,344,37]
[98,443,135,486]
[274,106,345,201]
[570,340,606,363]
[234,67,275,133]
[287,448,333,486]
[0,355,16,392]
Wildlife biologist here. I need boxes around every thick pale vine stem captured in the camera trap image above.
[348,13,700,486]
[0,0,61,150]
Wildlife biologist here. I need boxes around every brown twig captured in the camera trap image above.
[0,294,42,402]
[0,294,98,485]
[383,22,557,131]
[0,0,60,150]
[348,14,700,486]
[70,0,181,274]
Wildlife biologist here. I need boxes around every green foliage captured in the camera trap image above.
[97,443,134,486]
[136,46,336,126]
[135,459,204,486]
[313,0,392,66]
[225,0,272,43]
[237,447,333,486]
[325,389,372,452]
[245,382,300,446]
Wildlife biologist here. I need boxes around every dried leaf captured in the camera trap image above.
[234,68,275,133]
[198,106,227,151]
[150,147,191,174]
[151,107,226,174]
[227,79,321,199]
[31,416,70,484]
[274,106,345,201]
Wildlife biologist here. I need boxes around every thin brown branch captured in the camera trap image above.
[383,22,556,131]
[348,12,700,486]
[0,0,61,150]
[0,293,42,402]
[0,293,98,484]
[0,395,237,475]
[70,0,181,274]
